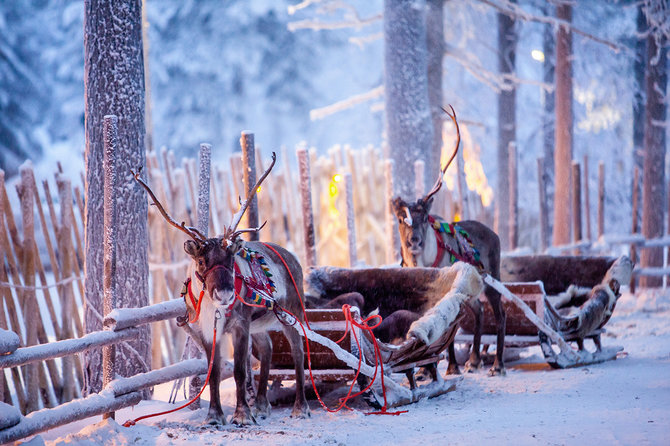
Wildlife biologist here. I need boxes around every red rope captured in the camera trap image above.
[122,311,220,428]
[249,243,407,415]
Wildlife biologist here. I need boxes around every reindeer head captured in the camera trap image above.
[391,105,460,267]
[132,152,276,308]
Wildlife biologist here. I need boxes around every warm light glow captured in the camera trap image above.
[333,173,343,183]
[256,186,262,194]
[440,122,494,208]
[531,49,545,62]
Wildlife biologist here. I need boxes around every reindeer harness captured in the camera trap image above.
[428,216,484,271]
[180,247,280,322]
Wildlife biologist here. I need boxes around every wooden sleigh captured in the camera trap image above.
[261,262,482,409]
[456,255,632,369]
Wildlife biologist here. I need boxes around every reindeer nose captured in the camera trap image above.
[212,288,231,304]
[410,235,421,246]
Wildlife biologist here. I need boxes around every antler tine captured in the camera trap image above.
[225,152,277,238]
[229,220,268,241]
[423,105,460,203]
[131,168,206,243]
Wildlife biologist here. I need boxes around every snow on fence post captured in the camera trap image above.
[598,161,605,239]
[102,115,119,420]
[344,173,357,267]
[240,132,259,240]
[16,161,40,412]
[571,161,582,254]
[197,143,211,237]
[384,159,400,265]
[297,146,317,267]
[414,160,425,200]
[509,142,518,251]
[537,157,549,252]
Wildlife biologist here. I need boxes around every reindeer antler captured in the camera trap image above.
[223,152,277,240]
[422,105,460,203]
[131,167,206,243]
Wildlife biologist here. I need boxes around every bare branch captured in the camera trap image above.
[476,0,628,53]
[288,13,382,32]
[310,85,384,120]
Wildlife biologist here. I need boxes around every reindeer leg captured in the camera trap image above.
[281,325,311,418]
[487,286,506,376]
[230,325,256,425]
[446,341,461,375]
[204,341,226,425]
[464,298,483,372]
[251,333,272,419]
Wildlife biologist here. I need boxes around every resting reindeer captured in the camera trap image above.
[391,106,506,376]
[132,153,310,425]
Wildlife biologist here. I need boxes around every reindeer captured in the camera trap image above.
[391,106,506,376]
[132,153,310,425]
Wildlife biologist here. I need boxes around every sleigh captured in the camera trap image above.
[262,262,482,409]
[455,255,632,368]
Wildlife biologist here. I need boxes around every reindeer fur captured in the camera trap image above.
[183,238,310,425]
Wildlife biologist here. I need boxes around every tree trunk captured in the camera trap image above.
[384,0,433,200]
[542,2,555,242]
[83,0,150,395]
[426,0,445,181]
[640,32,667,288]
[632,4,646,233]
[495,4,517,251]
[552,3,573,247]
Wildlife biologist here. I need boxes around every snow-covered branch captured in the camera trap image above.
[349,32,383,49]
[476,0,627,53]
[445,44,554,94]
[288,13,382,32]
[310,85,384,120]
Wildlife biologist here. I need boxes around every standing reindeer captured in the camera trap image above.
[391,106,506,376]
[133,153,310,425]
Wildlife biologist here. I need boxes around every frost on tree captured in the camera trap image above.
[384,0,433,200]
[83,0,150,395]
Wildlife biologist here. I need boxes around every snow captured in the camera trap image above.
[7,288,666,445]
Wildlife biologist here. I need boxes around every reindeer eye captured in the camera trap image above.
[198,259,204,266]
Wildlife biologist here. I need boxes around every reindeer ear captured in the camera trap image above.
[221,236,244,253]
[184,240,201,257]
[423,196,435,213]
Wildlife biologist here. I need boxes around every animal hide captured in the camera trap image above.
[407,263,483,346]
[544,256,633,340]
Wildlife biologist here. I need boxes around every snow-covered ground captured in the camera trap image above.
[19,289,670,445]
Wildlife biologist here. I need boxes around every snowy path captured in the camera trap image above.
[24,293,670,445]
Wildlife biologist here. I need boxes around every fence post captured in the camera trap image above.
[571,161,582,254]
[598,161,605,238]
[297,146,317,268]
[197,143,212,238]
[344,173,357,267]
[583,155,591,241]
[240,132,259,240]
[385,159,400,265]
[537,157,549,252]
[102,115,118,420]
[509,142,518,251]
[414,160,425,200]
[630,167,640,293]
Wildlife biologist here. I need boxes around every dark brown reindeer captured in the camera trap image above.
[132,153,310,425]
[391,106,507,376]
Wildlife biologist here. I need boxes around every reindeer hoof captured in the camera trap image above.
[205,412,226,426]
[464,360,481,373]
[231,408,257,426]
[445,364,461,375]
[253,398,271,420]
[290,404,311,419]
[488,366,506,377]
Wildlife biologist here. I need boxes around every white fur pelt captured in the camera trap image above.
[407,262,483,346]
